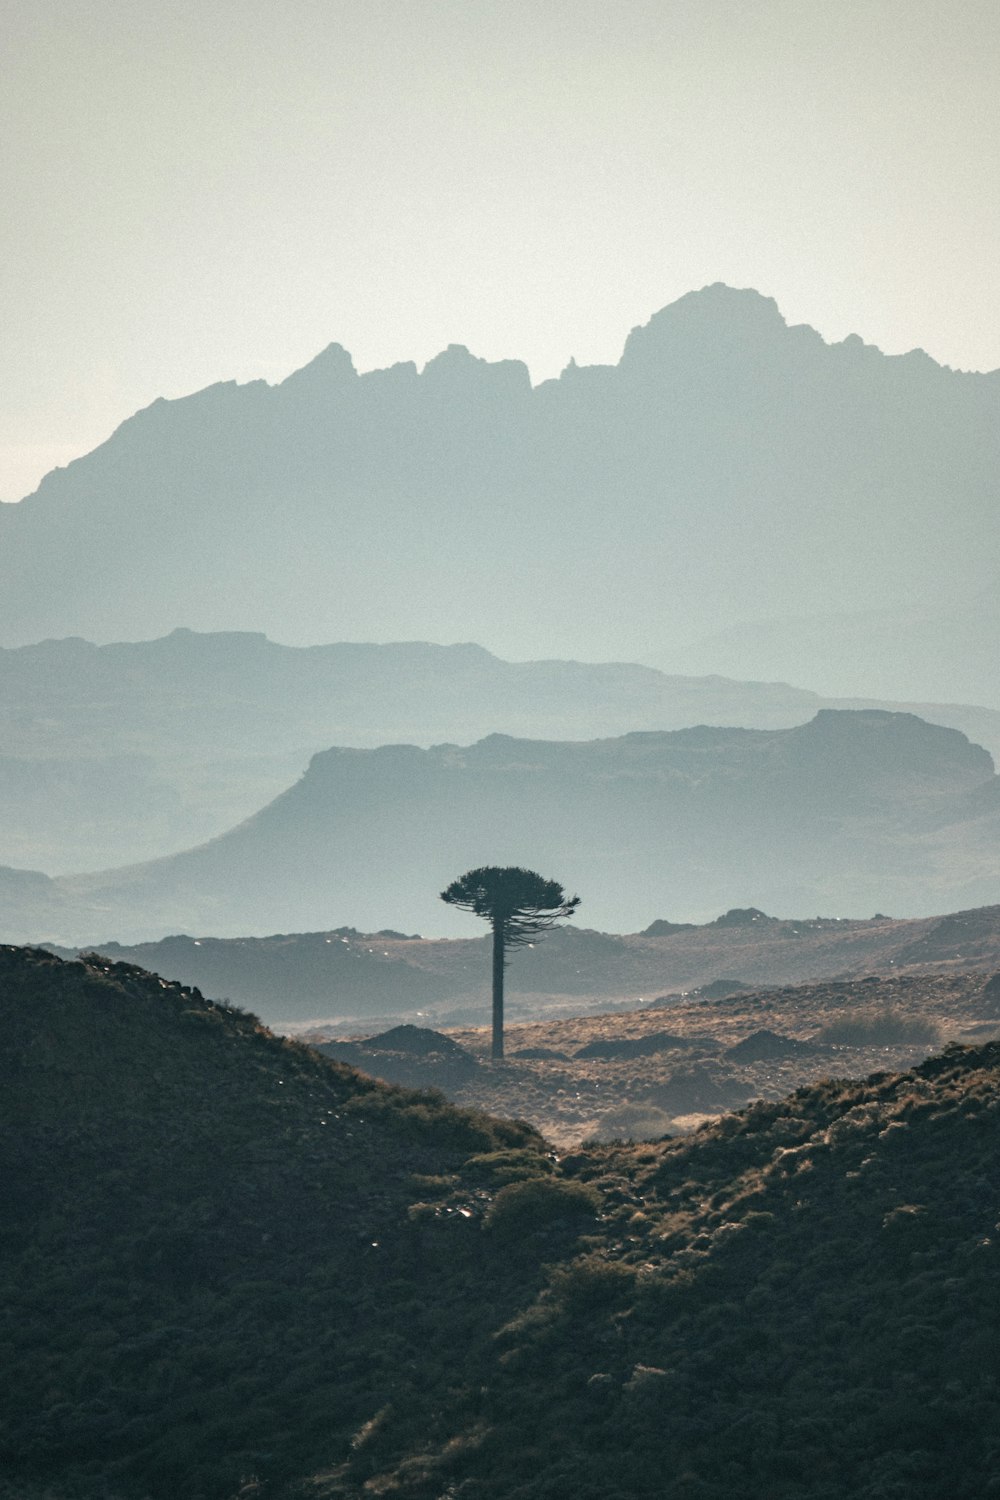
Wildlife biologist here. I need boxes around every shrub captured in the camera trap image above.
[817,1008,942,1049]
[483,1177,601,1238]
[547,1255,636,1314]
[465,1148,555,1184]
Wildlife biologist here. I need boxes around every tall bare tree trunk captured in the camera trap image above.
[491,919,505,1060]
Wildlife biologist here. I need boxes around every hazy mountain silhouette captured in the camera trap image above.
[4,628,1000,872]
[2,285,997,701]
[670,594,1000,704]
[4,710,998,946]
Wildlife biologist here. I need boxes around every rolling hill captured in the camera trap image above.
[3,945,1000,1498]
[52,901,1000,1029]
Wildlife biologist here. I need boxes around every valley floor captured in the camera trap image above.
[311,969,1000,1146]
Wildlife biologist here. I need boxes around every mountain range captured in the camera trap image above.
[5,708,998,946]
[4,627,1000,873]
[3,284,998,702]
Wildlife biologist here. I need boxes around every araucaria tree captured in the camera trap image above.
[440,866,580,1060]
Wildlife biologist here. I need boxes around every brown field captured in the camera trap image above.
[312,966,1000,1147]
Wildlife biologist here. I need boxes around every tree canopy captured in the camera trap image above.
[441,866,580,940]
[440,866,580,1057]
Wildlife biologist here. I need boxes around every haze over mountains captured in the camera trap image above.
[5,709,998,947]
[4,627,1000,874]
[3,285,998,703]
[4,272,1000,1498]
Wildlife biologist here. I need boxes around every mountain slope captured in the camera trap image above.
[392,1039,1000,1499]
[3,945,1000,1499]
[4,628,1000,872]
[671,596,1000,705]
[2,285,998,700]
[2,709,998,946]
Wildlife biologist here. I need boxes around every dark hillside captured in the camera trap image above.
[4,947,1000,1498]
[0,948,548,1499]
[359,1042,1000,1499]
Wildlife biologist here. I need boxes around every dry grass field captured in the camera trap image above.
[314,967,1000,1147]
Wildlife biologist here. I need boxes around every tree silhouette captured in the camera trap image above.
[440,866,580,1060]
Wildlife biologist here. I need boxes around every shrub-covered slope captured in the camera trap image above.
[0,947,549,1499]
[3,946,1000,1499]
[452,1047,1000,1500]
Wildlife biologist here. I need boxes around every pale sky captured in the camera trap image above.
[3,0,999,501]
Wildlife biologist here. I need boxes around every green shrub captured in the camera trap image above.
[465,1148,555,1184]
[547,1255,636,1314]
[484,1177,601,1238]
[818,1008,942,1048]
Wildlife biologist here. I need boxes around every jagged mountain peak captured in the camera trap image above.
[620,282,833,377]
[1,289,996,696]
[278,340,357,389]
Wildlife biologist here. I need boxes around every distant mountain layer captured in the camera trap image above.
[2,283,998,701]
[5,709,999,946]
[54,902,1000,1026]
[3,627,1000,872]
[669,598,1000,704]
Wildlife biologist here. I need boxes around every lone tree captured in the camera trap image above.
[440,866,580,1060]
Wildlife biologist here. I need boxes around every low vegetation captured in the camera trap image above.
[3,947,1000,1498]
[816,1006,943,1048]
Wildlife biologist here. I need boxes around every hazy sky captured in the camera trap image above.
[4,0,999,501]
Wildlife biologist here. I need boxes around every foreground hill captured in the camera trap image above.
[3,946,1000,1499]
[0,947,545,1500]
[55,901,1000,1028]
[3,629,1000,871]
[2,285,998,703]
[4,709,998,944]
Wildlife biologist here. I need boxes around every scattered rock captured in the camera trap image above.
[711,907,775,928]
[317,1025,479,1088]
[694,979,755,999]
